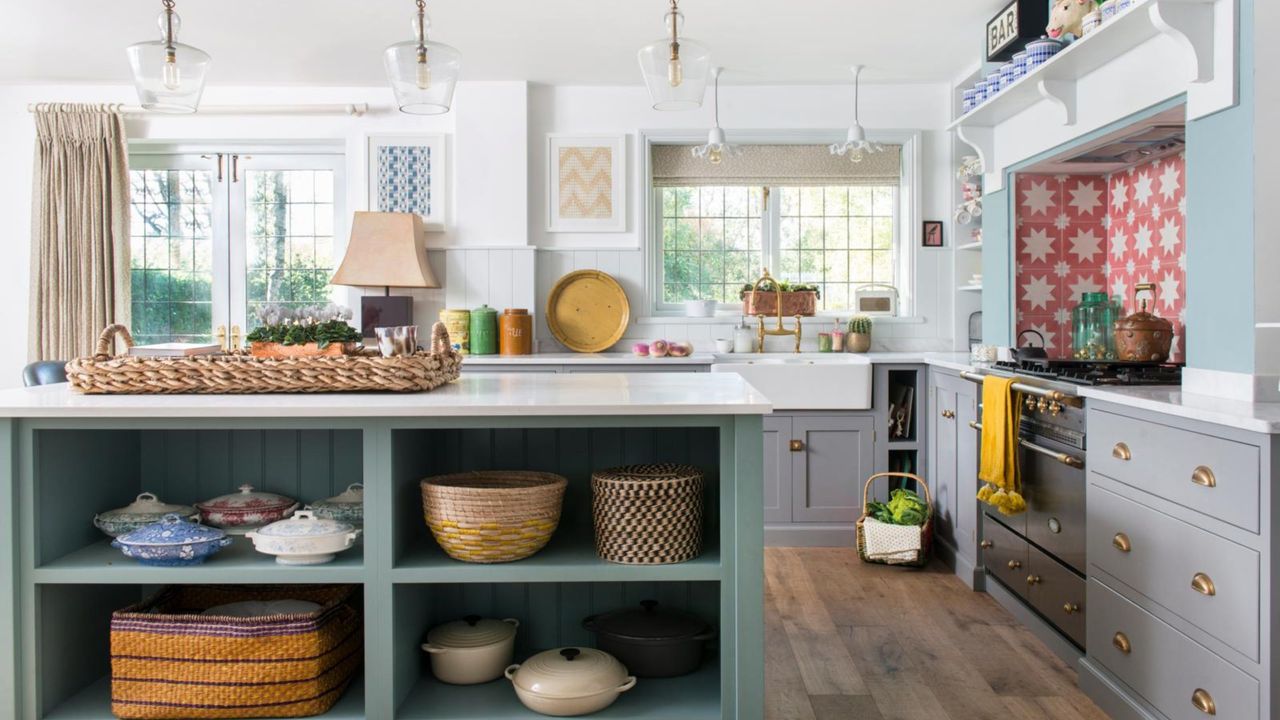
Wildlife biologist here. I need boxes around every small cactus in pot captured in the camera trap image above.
[846,316,873,353]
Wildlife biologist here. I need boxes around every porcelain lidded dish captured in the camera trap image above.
[93,492,198,538]
[422,615,520,685]
[309,483,364,526]
[111,513,232,566]
[245,509,360,565]
[196,484,299,534]
[504,647,637,717]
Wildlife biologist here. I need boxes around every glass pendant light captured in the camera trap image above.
[830,65,885,163]
[637,0,711,111]
[385,0,462,115]
[692,68,740,164]
[125,0,211,113]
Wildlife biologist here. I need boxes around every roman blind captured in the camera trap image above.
[651,143,902,187]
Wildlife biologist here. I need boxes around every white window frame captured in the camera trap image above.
[640,129,921,320]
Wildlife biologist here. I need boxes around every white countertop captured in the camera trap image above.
[1079,385,1280,434]
[0,373,772,418]
[462,352,716,365]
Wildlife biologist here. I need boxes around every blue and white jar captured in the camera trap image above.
[962,89,978,113]
[986,72,1003,98]
[975,80,991,104]
[1100,0,1119,20]
[112,513,232,566]
[999,62,1017,90]
[1012,51,1030,79]
[1026,37,1066,68]
[1117,0,1134,11]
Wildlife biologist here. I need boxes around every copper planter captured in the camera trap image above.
[742,291,817,318]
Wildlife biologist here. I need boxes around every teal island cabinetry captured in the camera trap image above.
[0,373,770,720]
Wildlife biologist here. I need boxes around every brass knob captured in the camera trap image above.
[1062,602,1080,614]
[1191,466,1217,488]
[1112,442,1132,461]
[789,440,805,452]
[1191,573,1216,597]
[1112,631,1131,655]
[1191,689,1216,715]
[1037,397,1049,413]
[980,540,994,549]
[941,410,956,419]
[1024,396,1037,411]
[1026,574,1041,586]
[1048,400,1062,416]
[1007,560,1021,570]
[1112,533,1132,553]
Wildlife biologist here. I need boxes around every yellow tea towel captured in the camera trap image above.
[976,376,1027,516]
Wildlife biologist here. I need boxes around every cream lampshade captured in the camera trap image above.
[331,211,440,337]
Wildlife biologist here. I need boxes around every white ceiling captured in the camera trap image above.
[0,1,996,87]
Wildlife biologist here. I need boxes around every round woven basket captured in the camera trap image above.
[592,463,704,565]
[420,471,567,564]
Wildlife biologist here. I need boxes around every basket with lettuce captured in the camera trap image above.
[856,473,934,567]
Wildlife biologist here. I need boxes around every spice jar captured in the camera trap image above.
[469,305,498,356]
[500,308,533,355]
[440,309,471,354]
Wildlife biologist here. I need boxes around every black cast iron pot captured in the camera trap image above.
[582,600,716,678]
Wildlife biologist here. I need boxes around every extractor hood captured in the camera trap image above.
[1060,124,1185,169]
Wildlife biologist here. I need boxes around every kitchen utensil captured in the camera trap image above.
[499,308,533,355]
[1012,329,1049,361]
[714,338,733,354]
[93,492,197,538]
[245,510,361,565]
[1114,283,1174,362]
[310,483,364,526]
[469,305,498,355]
[440,309,471,354]
[421,471,567,563]
[683,299,718,318]
[195,484,299,534]
[504,647,636,717]
[582,600,714,678]
[111,513,233,566]
[421,615,520,685]
[375,325,417,358]
[546,270,631,353]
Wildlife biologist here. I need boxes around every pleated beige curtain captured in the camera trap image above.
[28,103,131,362]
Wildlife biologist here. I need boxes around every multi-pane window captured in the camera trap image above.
[245,170,337,321]
[657,184,899,313]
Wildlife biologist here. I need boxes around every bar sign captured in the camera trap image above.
[986,0,1051,62]
[988,1,1021,60]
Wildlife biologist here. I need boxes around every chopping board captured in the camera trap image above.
[545,270,630,353]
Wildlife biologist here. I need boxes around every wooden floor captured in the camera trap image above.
[764,547,1110,720]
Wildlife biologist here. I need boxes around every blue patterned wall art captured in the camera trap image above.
[376,145,433,217]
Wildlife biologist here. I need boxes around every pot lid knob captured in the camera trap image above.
[464,615,481,626]
[560,648,580,662]
[238,484,254,493]
[641,599,658,612]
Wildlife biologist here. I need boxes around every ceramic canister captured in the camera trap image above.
[1100,0,1119,20]
[440,309,471,354]
[499,308,533,355]
[998,61,1017,90]
[962,89,977,113]
[986,72,1002,97]
[469,305,498,356]
[1012,51,1029,78]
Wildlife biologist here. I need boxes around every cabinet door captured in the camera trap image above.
[791,416,876,523]
[762,416,793,523]
[954,380,980,561]
[931,384,959,548]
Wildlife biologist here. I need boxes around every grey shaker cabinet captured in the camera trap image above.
[928,369,980,568]
[763,415,793,523]
[790,415,877,523]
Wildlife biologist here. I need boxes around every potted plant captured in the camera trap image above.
[245,304,362,359]
[846,316,873,353]
[739,279,820,317]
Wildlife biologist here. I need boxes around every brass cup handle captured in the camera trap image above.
[1026,574,1041,586]
[1112,631,1131,655]
[1062,602,1080,614]
[1191,688,1216,715]
[1112,442,1132,461]
[980,540,994,549]
[1007,560,1022,570]
[1112,532,1132,553]
[1191,466,1217,488]
[789,440,805,452]
[1191,573,1216,597]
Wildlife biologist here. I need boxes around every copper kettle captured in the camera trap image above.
[1114,283,1173,362]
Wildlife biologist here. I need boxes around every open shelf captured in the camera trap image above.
[397,662,720,720]
[393,524,720,583]
[45,675,365,720]
[34,537,366,584]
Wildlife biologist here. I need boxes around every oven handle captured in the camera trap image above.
[960,371,1083,409]
[970,421,1084,469]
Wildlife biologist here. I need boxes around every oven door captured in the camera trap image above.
[1019,432,1086,575]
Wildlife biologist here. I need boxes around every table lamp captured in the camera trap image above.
[331,212,440,338]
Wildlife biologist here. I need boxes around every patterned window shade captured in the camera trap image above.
[651,144,902,188]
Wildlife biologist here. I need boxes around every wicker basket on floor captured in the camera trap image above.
[856,472,933,567]
[592,463,704,565]
[421,471,568,563]
[110,585,361,719]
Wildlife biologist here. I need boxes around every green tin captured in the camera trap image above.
[469,304,499,355]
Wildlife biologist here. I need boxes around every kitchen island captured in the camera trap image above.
[0,373,770,720]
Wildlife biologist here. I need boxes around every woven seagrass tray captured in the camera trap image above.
[66,323,462,395]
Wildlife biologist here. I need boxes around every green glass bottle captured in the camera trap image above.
[469,305,499,355]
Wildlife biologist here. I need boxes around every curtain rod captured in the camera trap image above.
[27,103,370,117]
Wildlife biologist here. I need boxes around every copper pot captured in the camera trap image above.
[1114,283,1173,362]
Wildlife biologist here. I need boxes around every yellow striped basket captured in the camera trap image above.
[421,471,568,563]
[110,585,361,719]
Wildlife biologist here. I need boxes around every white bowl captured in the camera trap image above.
[245,510,360,565]
[683,300,718,318]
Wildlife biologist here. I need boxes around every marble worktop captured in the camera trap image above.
[462,350,977,370]
[0,373,772,418]
[1079,385,1280,434]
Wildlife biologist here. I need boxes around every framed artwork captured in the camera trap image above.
[923,220,945,248]
[546,134,627,233]
[367,134,447,231]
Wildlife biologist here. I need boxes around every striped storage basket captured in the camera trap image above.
[592,464,704,565]
[421,471,568,563]
[110,585,362,719]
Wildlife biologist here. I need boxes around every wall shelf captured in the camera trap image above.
[958,285,984,293]
[956,241,983,251]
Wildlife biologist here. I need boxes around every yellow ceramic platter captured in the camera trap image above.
[545,270,631,353]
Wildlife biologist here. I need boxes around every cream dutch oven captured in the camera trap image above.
[504,647,636,716]
[421,615,520,685]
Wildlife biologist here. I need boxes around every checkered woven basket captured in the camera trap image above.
[592,464,704,565]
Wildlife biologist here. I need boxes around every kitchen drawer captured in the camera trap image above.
[1088,578,1259,720]
[1027,546,1085,648]
[1088,482,1260,660]
[1088,409,1260,532]
[982,513,1028,599]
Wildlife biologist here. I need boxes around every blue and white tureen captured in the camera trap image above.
[93,492,198,538]
[111,513,233,566]
[309,483,364,527]
[245,509,361,565]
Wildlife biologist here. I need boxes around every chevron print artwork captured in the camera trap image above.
[558,147,614,220]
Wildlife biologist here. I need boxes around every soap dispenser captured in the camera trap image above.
[733,318,756,354]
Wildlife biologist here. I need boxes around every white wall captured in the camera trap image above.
[0,77,957,385]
